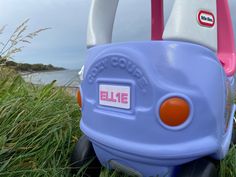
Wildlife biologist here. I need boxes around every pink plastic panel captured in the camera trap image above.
[217,0,236,76]
[151,0,164,40]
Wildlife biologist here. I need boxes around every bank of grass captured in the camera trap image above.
[0,67,81,176]
[0,67,235,177]
[220,144,236,177]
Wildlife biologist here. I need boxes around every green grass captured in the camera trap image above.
[0,67,235,177]
[0,67,81,176]
[220,144,236,177]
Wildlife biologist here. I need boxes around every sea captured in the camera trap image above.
[22,69,81,87]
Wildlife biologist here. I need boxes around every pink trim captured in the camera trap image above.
[151,0,164,40]
[217,0,236,76]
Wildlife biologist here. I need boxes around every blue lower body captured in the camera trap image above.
[81,103,236,177]
[93,142,175,177]
[80,41,236,176]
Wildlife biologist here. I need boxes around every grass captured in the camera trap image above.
[220,144,236,177]
[0,67,235,177]
[0,67,81,176]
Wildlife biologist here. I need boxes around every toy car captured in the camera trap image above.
[71,0,236,176]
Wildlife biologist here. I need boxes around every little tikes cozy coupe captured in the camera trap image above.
[71,0,236,176]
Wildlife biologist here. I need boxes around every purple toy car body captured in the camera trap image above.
[71,0,236,177]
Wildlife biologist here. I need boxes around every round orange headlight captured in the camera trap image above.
[76,89,82,108]
[159,97,190,127]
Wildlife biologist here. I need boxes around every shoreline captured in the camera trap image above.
[21,69,81,88]
[19,68,67,76]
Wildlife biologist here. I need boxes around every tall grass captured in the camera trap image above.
[0,67,235,177]
[220,144,236,177]
[0,20,235,177]
[0,19,49,64]
[0,67,81,176]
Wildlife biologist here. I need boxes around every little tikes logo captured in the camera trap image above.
[198,10,215,27]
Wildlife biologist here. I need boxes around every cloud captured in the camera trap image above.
[0,0,235,69]
[0,0,92,69]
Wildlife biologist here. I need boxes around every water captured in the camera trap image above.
[22,70,80,87]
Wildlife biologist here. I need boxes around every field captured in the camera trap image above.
[0,67,235,177]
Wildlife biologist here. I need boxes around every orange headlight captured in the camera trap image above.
[76,89,82,108]
[159,97,190,127]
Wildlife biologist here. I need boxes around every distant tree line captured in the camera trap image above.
[0,20,54,73]
[2,59,64,72]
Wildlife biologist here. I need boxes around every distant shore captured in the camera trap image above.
[19,69,66,76]
[5,60,65,73]
[20,69,80,96]
[21,69,80,87]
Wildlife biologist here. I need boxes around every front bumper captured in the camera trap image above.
[81,119,219,166]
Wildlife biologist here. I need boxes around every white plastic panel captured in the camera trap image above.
[87,0,119,47]
[163,0,217,51]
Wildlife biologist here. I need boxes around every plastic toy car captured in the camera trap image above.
[71,0,236,176]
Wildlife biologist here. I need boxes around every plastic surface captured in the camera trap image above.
[176,158,217,177]
[80,41,236,177]
[87,0,236,76]
[159,97,190,127]
[217,0,236,76]
[87,0,119,47]
[87,0,165,45]
[163,0,217,51]
[83,0,236,176]
[70,135,101,176]
[151,0,164,40]
[76,89,82,108]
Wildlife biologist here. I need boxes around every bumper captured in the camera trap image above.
[81,119,219,166]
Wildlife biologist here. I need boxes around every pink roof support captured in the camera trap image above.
[151,0,164,40]
[217,0,236,76]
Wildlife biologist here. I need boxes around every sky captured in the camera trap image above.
[0,0,235,69]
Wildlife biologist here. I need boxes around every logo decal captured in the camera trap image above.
[198,10,215,27]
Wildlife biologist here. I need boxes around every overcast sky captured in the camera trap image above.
[0,0,235,69]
